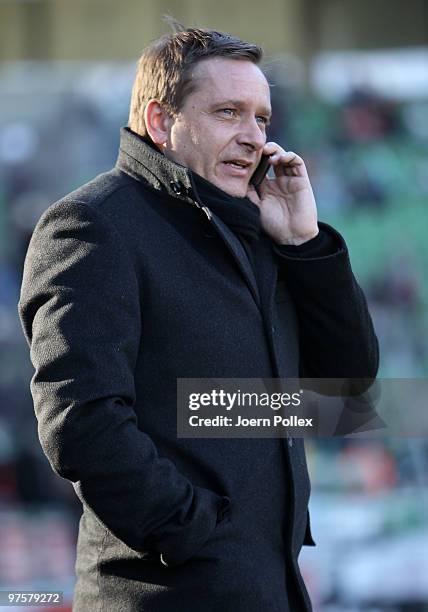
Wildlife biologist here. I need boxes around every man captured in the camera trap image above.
[18,22,378,612]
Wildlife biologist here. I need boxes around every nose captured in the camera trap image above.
[236,117,266,153]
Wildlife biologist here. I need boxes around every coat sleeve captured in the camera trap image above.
[274,222,379,381]
[18,198,228,568]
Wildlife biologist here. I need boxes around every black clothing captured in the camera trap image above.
[18,127,379,611]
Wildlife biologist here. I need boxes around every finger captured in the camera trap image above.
[263,142,286,157]
[271,153,307,179]
[270,151,302,166]
[263,142,301,162]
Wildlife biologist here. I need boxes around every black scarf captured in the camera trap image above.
[191,172,262,244]
[191,171,283,351]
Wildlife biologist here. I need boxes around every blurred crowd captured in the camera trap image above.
[0,63,427,610]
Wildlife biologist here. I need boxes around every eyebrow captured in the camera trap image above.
[210,98,272,119]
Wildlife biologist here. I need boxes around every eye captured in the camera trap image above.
[256,116,270,126]
[219,108,237,117]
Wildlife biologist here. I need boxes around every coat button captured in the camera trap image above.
[271,325,276,334]
[170,181,182,195]
[288,437,293,447]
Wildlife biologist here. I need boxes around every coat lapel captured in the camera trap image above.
[209,212,262,312]
[253,235,278,328]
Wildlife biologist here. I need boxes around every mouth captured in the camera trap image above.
[221,159,253,177]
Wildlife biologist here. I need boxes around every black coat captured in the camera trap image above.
[18,128,379,611]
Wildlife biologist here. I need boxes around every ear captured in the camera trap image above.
[144,99,172,148]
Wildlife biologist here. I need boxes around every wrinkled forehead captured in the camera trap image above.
[189,58,271,106]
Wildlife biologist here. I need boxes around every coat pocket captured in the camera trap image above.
[158,494,232,568]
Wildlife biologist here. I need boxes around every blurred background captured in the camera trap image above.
[1,1,428,610]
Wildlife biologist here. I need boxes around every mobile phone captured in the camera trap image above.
[250,154,271,188]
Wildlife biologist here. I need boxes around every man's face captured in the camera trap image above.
[163,58,271,198]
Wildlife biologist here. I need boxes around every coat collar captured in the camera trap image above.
[115,127,263,310]
[116,127,199,207]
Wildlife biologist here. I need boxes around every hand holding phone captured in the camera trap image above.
[247,144,319,246]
